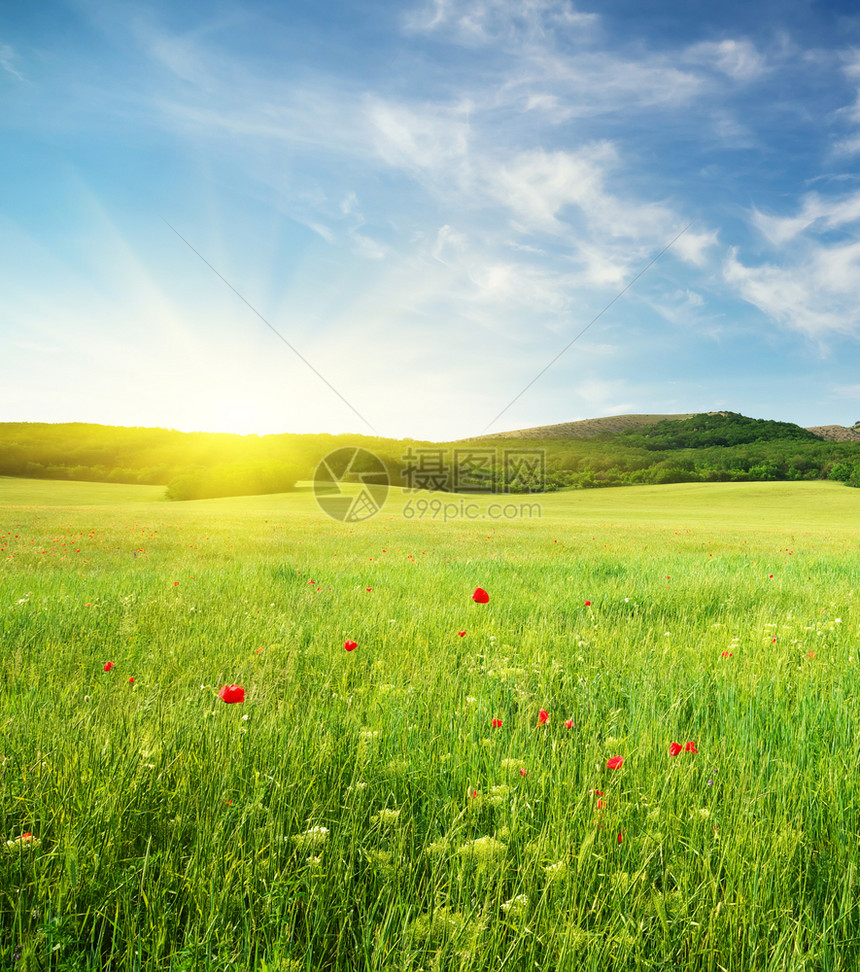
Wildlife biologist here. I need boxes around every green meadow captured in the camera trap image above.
[2,476,860,971]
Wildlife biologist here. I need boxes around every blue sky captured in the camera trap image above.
[3,0,860,440]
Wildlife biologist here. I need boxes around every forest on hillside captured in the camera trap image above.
[1,413,859,498]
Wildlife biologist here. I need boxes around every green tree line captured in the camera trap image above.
[1,414,859,499]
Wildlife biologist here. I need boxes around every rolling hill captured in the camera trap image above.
[476,413,860,442]
[1,412,859,496]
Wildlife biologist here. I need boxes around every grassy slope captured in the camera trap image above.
[0,476,166,507]
[1,479,859,971]
[4,474,853,524]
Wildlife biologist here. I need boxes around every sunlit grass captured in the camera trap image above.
[1,479,859,970]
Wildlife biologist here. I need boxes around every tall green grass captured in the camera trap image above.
[1,479,859,970]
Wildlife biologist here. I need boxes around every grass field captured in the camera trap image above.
[2,476,860,971]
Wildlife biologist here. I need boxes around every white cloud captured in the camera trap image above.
[648,287,716,330]
[684,39,767,82]
[430,224,575,315]
[833,134,860,156]
[404,0,599,48]
[510,50,705,116]
[432,224,469,261]
[0,42,26,82]
[842,49,860,80]
[708,109,755,145]
[484,145,682,277]
[305,221,336,244]
[830,383,860,402]
[673,228,718,267]
[366,95,473,177]
[489,145,615,233]
[351,232,387,260]
[752,190,860,245]
[724,242,860,339]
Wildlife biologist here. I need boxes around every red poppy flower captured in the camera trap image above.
[669,742,682,756]
[617,831,624,844]
[472,587,489,604]
[606,756,624,769]
[218,684,245,704]
[538,709,549,725]
[596,799,605,809]
[519,767,527,777]
[589,789,604,796]
[685,741,698,753]
[721,651,733,657]
[103,662,114,672]
[584,600,591,606]
[128,677,134,685]
[564,719,573,729]
[366,587,372,592]
[458,630,466,637]
[492,718,503,728]
[344,640,357,651]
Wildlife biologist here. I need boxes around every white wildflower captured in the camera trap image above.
[373,808,401,825]
[487,784,511,807]
[501,894,528,918]
[292,826,329,851]
[5,834,39,851]
[544,861,568,882]
[425,837,450,859]
[458,835,506,865]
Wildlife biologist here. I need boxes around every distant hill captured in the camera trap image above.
[476,413,860,444]
[468,411,860,490]
[613,412,821,450]
[0,422,427,501]
[472,413,703,440]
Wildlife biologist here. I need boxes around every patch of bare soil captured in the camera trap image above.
[806,425,860,442]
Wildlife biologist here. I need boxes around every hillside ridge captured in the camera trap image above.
[474,413,860,442]
[806,424,860,442]
[473,413,703,440]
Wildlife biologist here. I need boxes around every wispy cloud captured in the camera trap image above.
[724,240,860,340]
[752,191,860,245]
[0,42,26,82]
[683,38,767,82]
[404,0,599,48]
